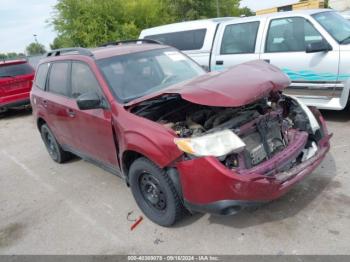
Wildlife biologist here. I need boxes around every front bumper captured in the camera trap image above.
[177,134,331,215]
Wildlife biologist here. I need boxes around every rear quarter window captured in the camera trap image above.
[145,29,207,50]
[0,62,34,77]
[34,63,50,90]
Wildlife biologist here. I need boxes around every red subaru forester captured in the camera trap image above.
[31,40,331,226]
[0,59,34,113]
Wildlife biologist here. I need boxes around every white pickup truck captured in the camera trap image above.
[140,9,350,110]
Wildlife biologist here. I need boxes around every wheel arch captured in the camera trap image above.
[37,117,47,132]
[121,149,183,198]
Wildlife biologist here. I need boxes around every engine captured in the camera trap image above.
[131,94,316,170]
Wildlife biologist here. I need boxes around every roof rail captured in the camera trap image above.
[46,47,93,57]
[99,39,162,47]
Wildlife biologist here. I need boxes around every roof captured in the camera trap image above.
[141,9,333,35]
[40,43,171,63]
[91,43,169,60]
[0,59,27,66]
[140,17,236,36]
[252,8,332,19]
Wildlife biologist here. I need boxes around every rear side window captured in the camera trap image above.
[220,22,260,54]
[0,62,33,77]
[71,62,100,98]
[48,62,70,96]
[265,17,323,53]
[34,63,50,90]
[145,29,207,50]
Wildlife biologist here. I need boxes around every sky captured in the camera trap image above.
[0,0,299,54]
[0,0,57,53]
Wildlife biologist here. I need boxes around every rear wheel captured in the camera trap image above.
[129,157,186,226]
[40,124,72,163]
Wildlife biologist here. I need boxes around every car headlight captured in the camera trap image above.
[174,129,245,157]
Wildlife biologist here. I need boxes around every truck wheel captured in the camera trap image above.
[129,157,186,226]
[40,124,71,163]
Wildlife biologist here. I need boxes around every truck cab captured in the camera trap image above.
[140,9,350,110]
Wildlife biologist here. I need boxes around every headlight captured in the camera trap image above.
[285,94,320,133]
[174,129,245,157]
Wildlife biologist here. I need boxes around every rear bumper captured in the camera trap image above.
[0,96,30,109]
[178,134,331,215]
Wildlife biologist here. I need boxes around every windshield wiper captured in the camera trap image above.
[340,35,350,44]
[133,95,178,114]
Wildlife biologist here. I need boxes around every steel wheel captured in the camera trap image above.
[139,172,167,212]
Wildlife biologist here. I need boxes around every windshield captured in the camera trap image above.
[312,11,350,44]
[97,48,205,103]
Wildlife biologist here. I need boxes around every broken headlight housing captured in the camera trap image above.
[174,129,245,157]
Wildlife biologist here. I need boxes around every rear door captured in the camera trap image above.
[67,61,118,167]
[44,61,76,147]
[210,18,265,71]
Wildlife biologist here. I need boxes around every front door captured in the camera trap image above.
[259,16,339,100]
[67,61,118,168]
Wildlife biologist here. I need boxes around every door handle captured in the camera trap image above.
[66,108,76,118]
[263,59,270,64]
[42,100,48,108]
[216,60,224,65]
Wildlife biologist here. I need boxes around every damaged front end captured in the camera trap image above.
[127,59,331,215]
[130,91,331,215]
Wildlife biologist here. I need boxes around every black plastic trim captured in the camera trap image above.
[61,144,123,178]
[1,98,30,109]
[184,199,266,215]
[46,48,93,57]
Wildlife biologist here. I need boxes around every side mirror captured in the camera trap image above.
[76,92,104,110]
[306,40,332,53]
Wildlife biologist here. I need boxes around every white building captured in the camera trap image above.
[329,0,350,11]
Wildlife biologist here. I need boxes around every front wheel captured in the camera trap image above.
[129,157,186,226]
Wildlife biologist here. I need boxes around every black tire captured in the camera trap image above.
[129,157,186,226]
[40,124,72,163]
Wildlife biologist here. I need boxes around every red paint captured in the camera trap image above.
[31,45,330,213]
[130,216,143,230]
[0,60,34,109]
[127,60,291,107]
[177,135,330,204]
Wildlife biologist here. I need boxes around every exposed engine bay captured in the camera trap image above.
[130,93,322,172]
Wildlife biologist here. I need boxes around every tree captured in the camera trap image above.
[49,0,253,49]
[0,52,26,60]
[26,42,47,55]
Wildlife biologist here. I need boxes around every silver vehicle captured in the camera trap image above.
[140,9,350,110]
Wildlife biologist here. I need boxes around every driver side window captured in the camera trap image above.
[71,62,101,98]
[265,17,323,53]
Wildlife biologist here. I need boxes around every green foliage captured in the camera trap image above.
[50,0,253,49]
[0,52,26,60]
[26,42,47,55]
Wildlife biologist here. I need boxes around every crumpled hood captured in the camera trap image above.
[127,60,291,107]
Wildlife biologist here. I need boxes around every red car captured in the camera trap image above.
[31,41,331,226]
[0,59,34,112]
